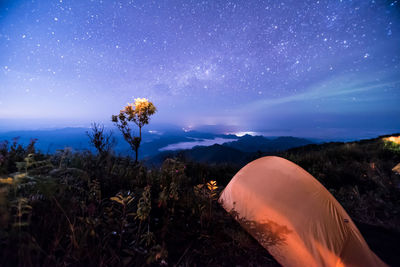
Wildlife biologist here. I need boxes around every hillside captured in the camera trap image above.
[0,134,399,266]
[147,135,314,166]
[147,144,249,166]
[223,134,314,152]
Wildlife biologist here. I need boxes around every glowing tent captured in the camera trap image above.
[219,156,386,267]
[392,163,400,175]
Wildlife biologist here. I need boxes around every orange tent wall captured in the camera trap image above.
[219,156,386,267]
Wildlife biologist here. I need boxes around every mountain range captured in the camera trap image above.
[146,134,314,166]
[0,128,315,164]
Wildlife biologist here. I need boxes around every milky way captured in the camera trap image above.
[0,0,399,138]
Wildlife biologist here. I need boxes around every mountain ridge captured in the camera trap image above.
[146,135,315,166]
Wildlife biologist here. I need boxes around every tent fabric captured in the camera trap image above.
[219,156,386,267]
[392,163,400,174]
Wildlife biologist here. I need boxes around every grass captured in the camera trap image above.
[0,134,399,266]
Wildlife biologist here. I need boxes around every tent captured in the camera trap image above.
[392,163,400,175]
[219,156,386,267]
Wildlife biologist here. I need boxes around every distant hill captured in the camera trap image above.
[146,135,314,166]
[0,128,314,161]
[0,128,222,156]
[148,144,250,166]
[0,128,90,153]
[222,134,313,152]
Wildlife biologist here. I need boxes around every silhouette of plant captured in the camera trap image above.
[194,180,219,228]
[228,206,292,249]
[109,191,136,249]
[158,158,186,212]
[136,186,154,247]
[112,98,156,163]
[88,179,101,203]
[207,180,218,217]
[86,122,114,157]
[136,185,151,221]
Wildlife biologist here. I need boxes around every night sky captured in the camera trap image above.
[0,0,399,138]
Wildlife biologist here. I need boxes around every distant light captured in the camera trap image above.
[384,136,400,145]
[233,131,257,137]
[182,126,192,133]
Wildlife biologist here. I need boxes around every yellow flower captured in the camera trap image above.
[0,177,13,185]
[134,98,149,105]
[207,180,218,191]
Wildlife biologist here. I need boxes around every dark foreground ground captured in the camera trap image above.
[0,135,399,266]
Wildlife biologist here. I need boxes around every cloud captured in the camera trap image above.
[242,74,400,112]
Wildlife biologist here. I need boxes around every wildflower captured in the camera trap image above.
[0,177,13,184]
[207,180,218,191]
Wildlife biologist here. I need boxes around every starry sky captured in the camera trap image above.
[0,0,399,138]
